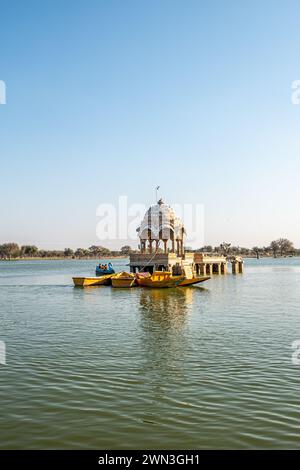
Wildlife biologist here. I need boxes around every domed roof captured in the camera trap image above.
[137,199,185,240]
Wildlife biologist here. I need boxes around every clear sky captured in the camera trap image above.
[1,0,300,249]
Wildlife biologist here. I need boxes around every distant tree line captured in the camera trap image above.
[0,243,136,260]
[192,238,297,258]
[0,239,298,260]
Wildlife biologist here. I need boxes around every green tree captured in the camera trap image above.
[88,245,99,256]
[277,238,294,256]
[64,248,74,257]
[252,246,261,259]
[21,245,38,257]
[120,245,132,255]
[270,240,279,258]
[75,248,87,258]
[0,243,20,259]
[220,242,231,255]
[38,250,48,258]
[88,245,111,257]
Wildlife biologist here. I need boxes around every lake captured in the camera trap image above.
[0,258,300,449]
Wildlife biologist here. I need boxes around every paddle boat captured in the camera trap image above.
[136,271,185,288]
[111,272,136,288]
[73,274,113,287]
[95,262,115,276]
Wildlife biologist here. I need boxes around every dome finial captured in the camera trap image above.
[155,185,160,203]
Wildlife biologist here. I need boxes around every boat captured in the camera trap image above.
[136,271,185,288]
[179,275,210,286]
[96,262,115,276]
[111,272,136,288]
[73,274,113,287]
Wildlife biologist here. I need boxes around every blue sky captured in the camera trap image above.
[1,0,300,249]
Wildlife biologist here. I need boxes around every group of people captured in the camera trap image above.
[99,263,109,270]
[98,262,114,270]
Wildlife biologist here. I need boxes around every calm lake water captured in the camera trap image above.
[0,258,300,449]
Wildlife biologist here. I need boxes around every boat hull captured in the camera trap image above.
[95,267,115,275]
[111,279,136,288]
[136,279,182,288]
[179,276,211,286]
[111,272,136,288]
[73,275,113,287]
[136,272,185,288]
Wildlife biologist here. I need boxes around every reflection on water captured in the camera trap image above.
[137,288,196,386]
[139,287,194,329]
[135,288,196,424]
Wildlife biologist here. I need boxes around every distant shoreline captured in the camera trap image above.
[0,255,298,262]
[0,256,128,261]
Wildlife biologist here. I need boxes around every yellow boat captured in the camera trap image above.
[111,272,136,288]
[179,275,210,286]
[73,274,113,287]
[136,271,185,288]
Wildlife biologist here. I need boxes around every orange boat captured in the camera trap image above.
[136,271,185,288]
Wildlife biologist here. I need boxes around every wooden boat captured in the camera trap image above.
[111,272,136,288]
[73,274,113,287]
[179,275,210,286]
[136,271,185,288]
